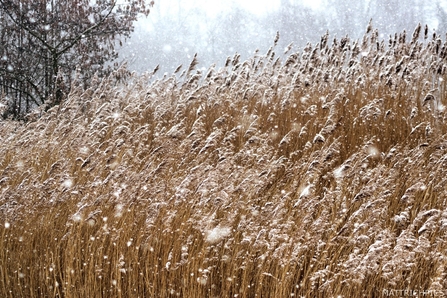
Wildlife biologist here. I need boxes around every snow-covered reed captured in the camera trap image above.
[1,23,447,297]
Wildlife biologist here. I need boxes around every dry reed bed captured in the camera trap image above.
[1,24,447,297]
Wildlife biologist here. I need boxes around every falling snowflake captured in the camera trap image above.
[205,226,231,244]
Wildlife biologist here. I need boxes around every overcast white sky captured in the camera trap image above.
[151,0,322,18]
[235,0,323,15]
[125,0,445,74]
[238,0,281,15]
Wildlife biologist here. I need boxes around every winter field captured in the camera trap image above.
[1,25,447,297]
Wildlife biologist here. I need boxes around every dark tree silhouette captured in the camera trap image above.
[0,0,154,119]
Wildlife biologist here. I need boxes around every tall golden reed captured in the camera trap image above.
[1,23,447,297]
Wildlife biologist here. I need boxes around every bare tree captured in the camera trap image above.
[0,0,154,119]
